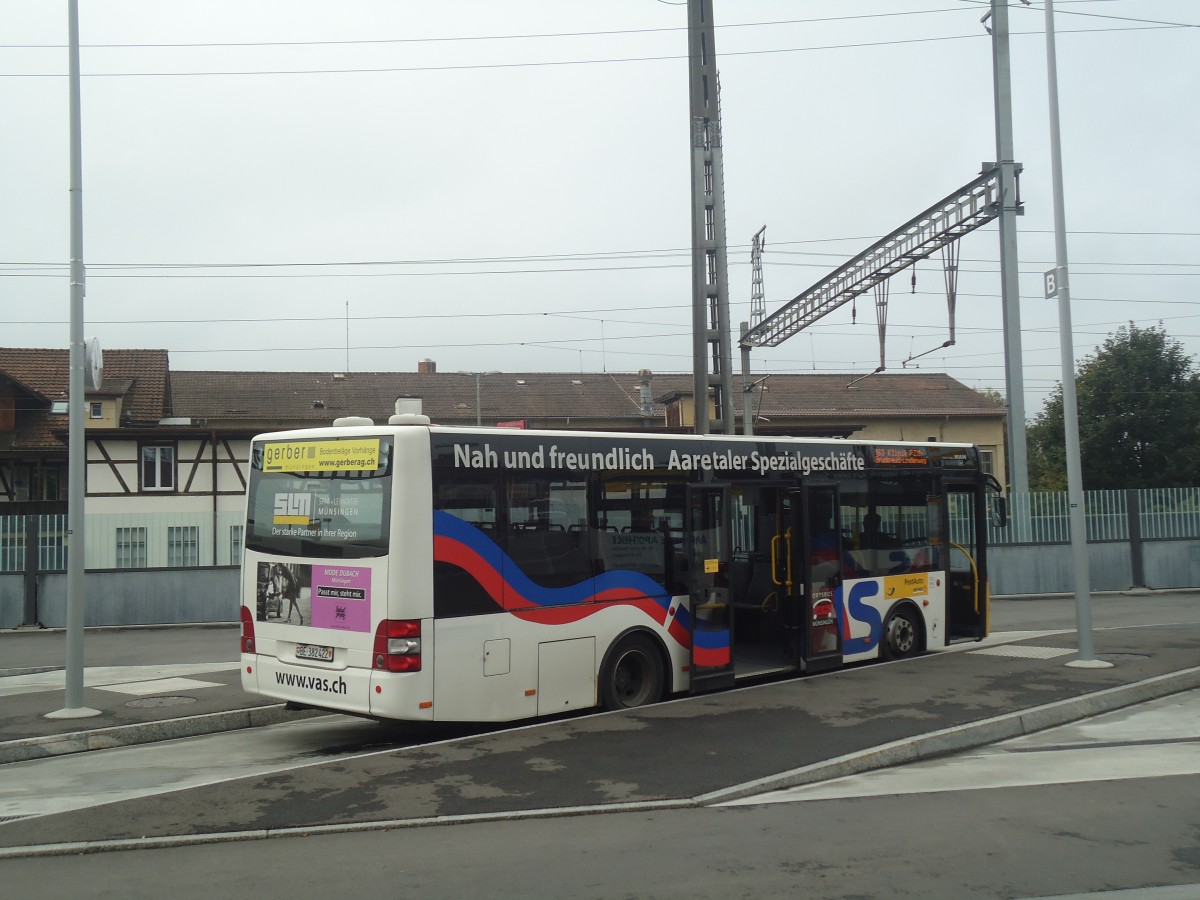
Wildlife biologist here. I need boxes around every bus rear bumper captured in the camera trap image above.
[242,653,374,717]
[241,654,436,722]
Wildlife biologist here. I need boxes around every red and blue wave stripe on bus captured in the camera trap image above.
[693,625,731,667]
[434,511,703,655]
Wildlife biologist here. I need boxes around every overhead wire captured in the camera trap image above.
[2,2,1192,401]
[1,23,1191,78]
[0,2,1137,51]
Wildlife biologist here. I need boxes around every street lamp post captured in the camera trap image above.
[48,0,99,720]
[459,371,499,426]
[1042,0,1110,669]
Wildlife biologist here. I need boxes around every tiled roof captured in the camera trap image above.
[170,370,657,424]
[0,348,171,452]
[735,372,1006,419]
[2,342,1005,451]
[170,369,1004,426]
[0,347,169,425]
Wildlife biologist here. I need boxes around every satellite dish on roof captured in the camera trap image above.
[85,337,103,391]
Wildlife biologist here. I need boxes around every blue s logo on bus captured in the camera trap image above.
[842,581,883,656]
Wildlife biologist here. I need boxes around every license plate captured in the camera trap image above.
[296,643,334,662]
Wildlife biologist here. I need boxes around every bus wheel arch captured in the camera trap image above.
[881,602,924,660]
[599,630,667,711]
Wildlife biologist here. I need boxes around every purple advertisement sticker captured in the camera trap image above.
[311,565,372,632]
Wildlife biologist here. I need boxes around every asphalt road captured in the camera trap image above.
[2,591,1198,899]
[3,692,1198,899]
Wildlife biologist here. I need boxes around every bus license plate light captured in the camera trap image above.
[296,643,334,662]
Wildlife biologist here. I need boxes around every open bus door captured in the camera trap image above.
[945,478,989,642]
[686,485,735,694]
[782,484,844,673]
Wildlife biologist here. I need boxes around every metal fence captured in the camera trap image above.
[0,511,244,573]
[4,487,1200,574]
[1137,487,1200,539]
[983,488,1200,546]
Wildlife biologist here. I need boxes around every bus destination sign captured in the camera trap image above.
[873,447,928,467]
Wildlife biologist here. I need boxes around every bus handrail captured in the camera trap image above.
[948,540,980,613]
[771,528,793,591]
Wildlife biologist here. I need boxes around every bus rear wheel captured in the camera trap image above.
[601,634,664,711]
[882,607,920,660]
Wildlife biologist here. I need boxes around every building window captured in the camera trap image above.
[89,402,104,419]
[229,525,244,565]
[0,521,24,572]
[141,444,176,492]
[37,467,64,501]
[168,526,200,567]
[39,525,66,571]
[11,464,32,502]
[979,449,995,477]
[115,527,147,568]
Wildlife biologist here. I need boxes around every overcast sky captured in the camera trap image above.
[2,0,1196,416]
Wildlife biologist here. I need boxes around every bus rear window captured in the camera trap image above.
[245,436,393,559]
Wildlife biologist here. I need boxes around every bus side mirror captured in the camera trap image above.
[990,496,1008,529]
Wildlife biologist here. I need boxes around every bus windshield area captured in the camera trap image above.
[245,437,392,559]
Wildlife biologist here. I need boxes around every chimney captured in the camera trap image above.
[418,359,437,374]
[638,369,654,418]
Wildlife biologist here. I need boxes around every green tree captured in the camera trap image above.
[1027,324,1200,490]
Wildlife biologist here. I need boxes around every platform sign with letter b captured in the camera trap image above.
[1044,267,1066,299]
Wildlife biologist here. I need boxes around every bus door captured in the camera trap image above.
[686,485,735,694]
[945,479,988,641]
[784,484,844,673]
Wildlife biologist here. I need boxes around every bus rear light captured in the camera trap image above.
[240,606,256,654]
[374,619,422,672]
[388,637,421,655]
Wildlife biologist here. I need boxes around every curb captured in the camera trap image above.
[695,664,1200,805]
[3,665,1198,858]
[0,705,325,766]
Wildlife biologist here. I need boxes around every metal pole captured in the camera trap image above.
[739,323,753,437]
[1043,0,1109,668]
[49,0,100,719]
[991,0,1030,493]
[686,0,734,435]
[475,373,482,427]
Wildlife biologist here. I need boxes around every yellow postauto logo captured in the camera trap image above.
[263,439,381,473]
[884,573,929,599]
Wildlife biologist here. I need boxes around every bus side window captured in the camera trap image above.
[505,476,591,589]
[434,475,498,530]
[597,475,684,596]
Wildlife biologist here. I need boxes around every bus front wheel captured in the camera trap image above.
[601,634,664,711]
[882,607,920,660]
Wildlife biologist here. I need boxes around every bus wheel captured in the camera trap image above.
[882,607,920,660]
[601,635,664,711]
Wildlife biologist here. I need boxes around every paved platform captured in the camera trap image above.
[0,664,315,763]
[1,619,1198,855]
[0,624,315,765]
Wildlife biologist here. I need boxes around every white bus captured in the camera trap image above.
[240,415,1004,722]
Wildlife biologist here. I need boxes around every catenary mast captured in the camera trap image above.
[687,0,735,435]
